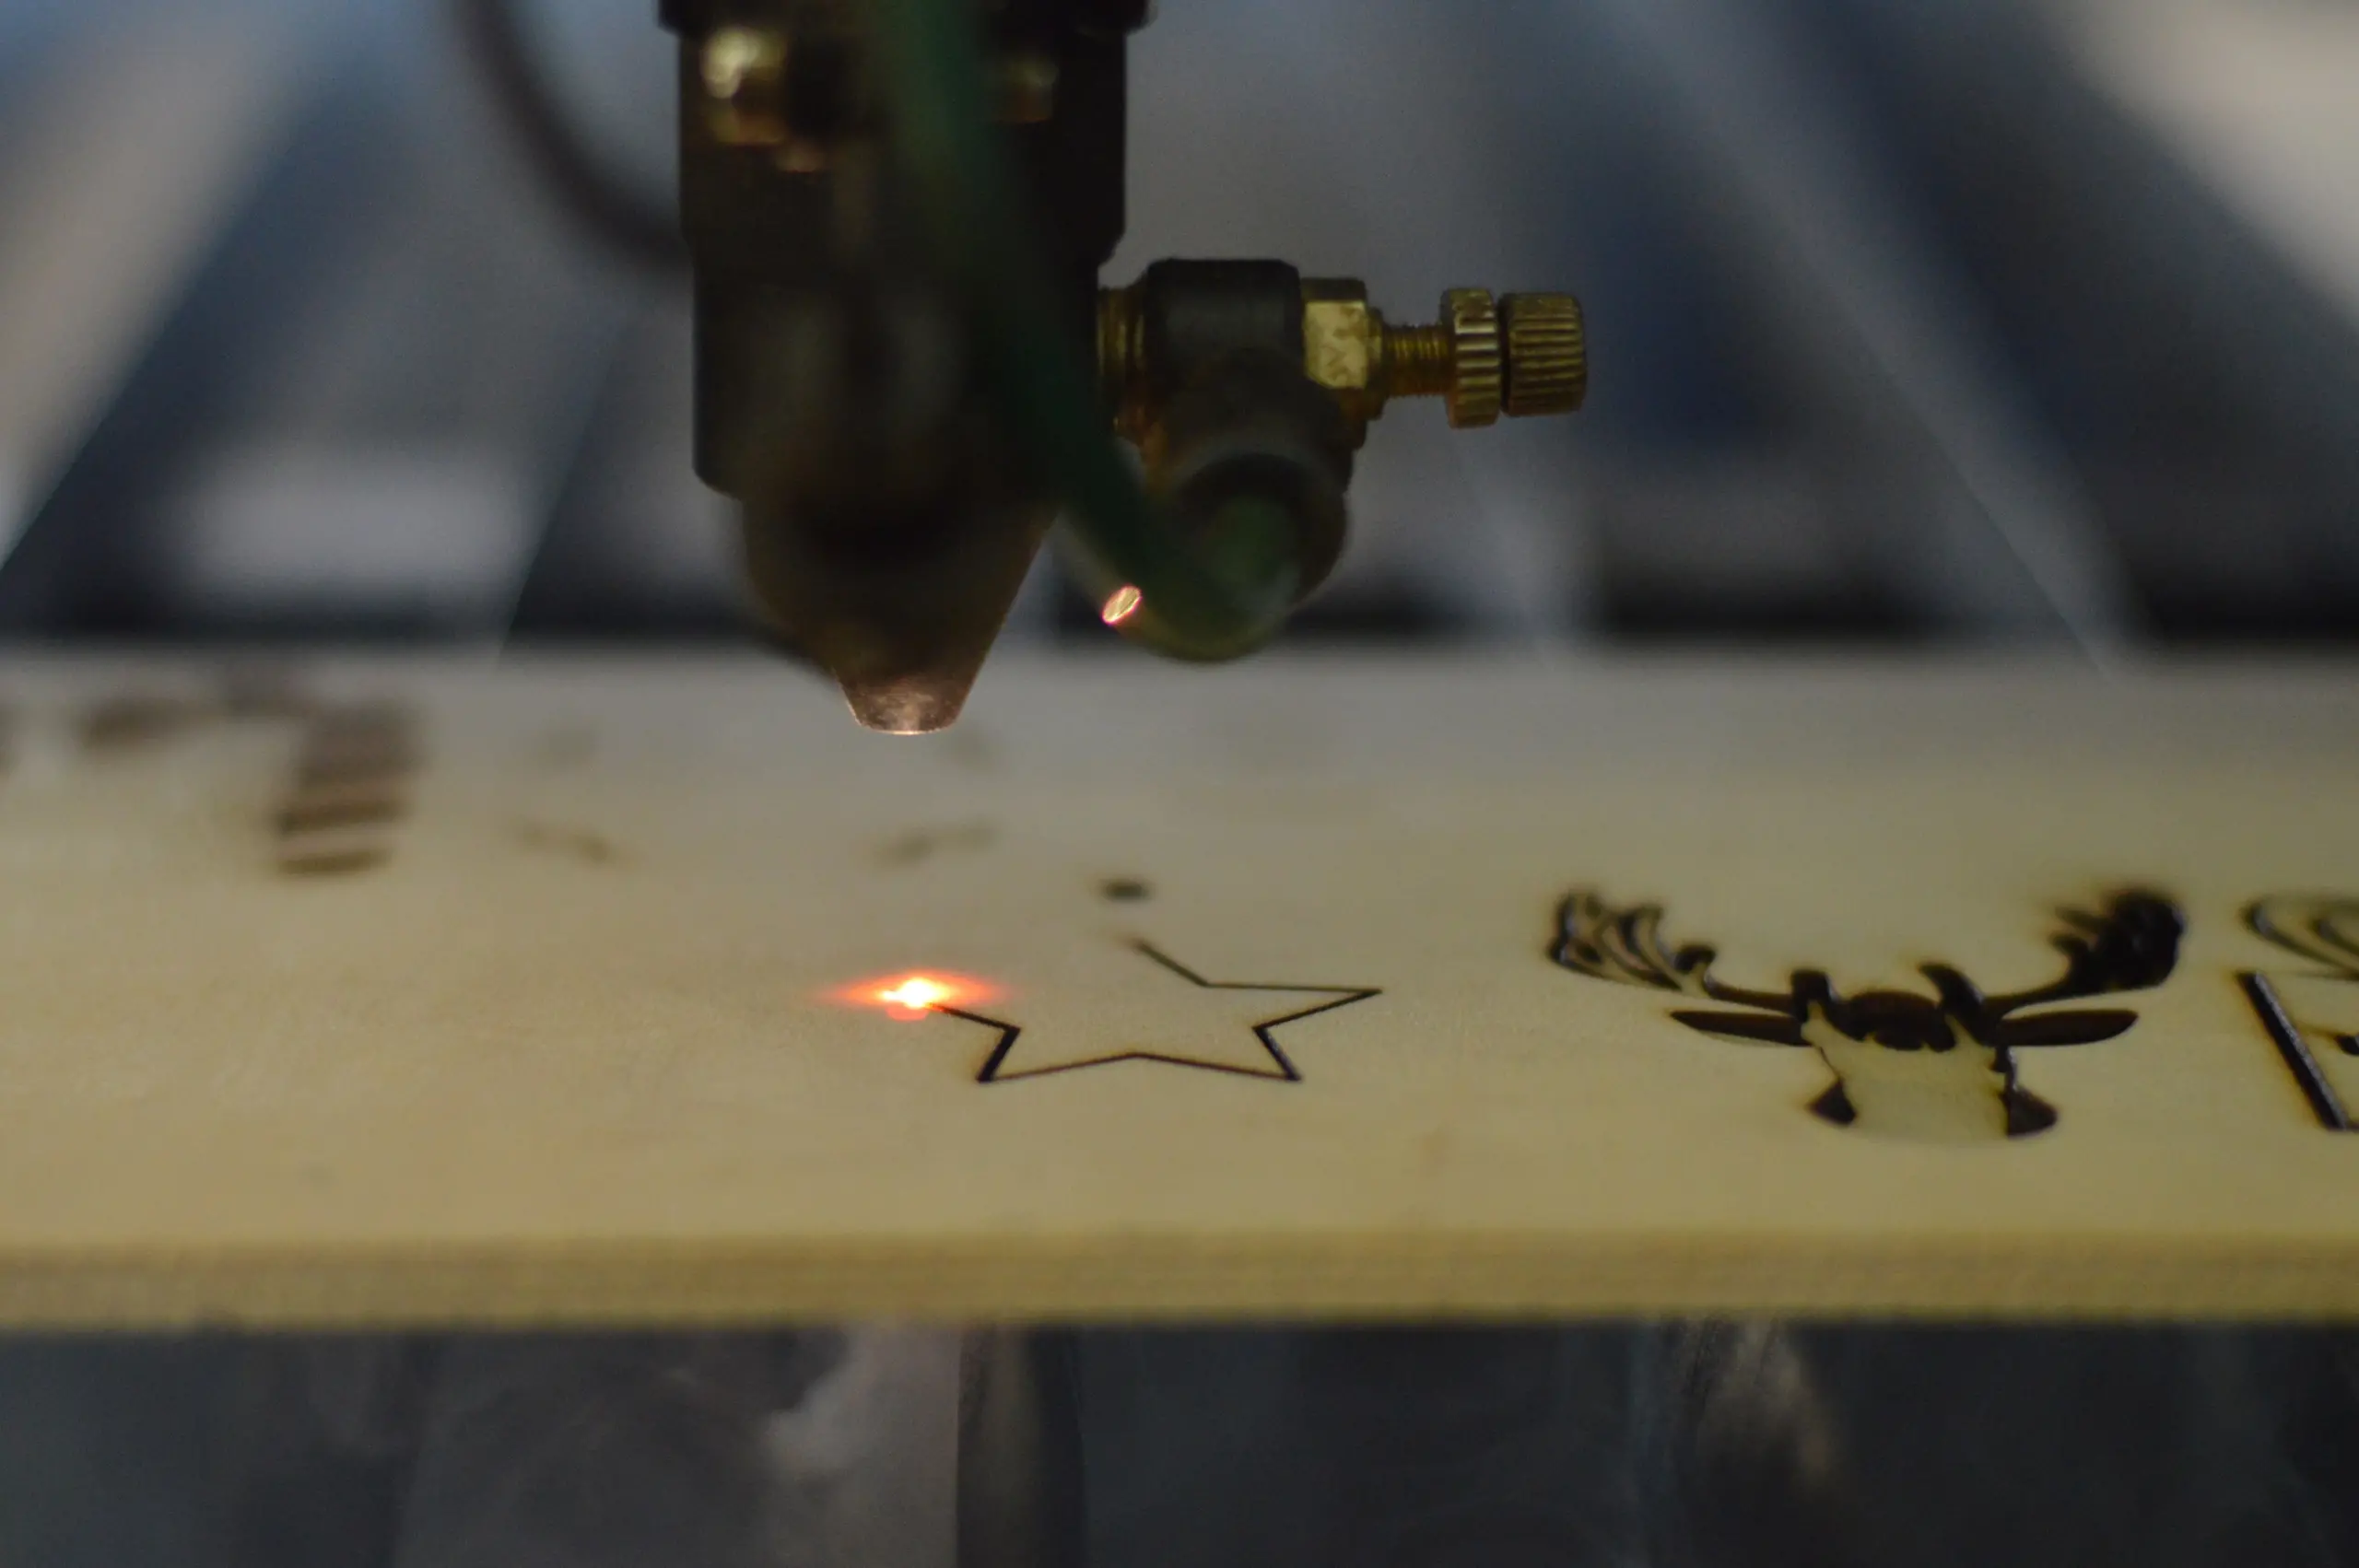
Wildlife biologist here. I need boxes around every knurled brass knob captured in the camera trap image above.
[1439,287,1504,429]
[1096,274,1589,447]
[1501,292,1588,416]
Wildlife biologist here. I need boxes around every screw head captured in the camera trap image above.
[1441,288,1502,429]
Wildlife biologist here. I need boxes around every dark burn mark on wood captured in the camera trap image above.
[874,822,996,868]
[279,844,395,880]
[512,820,625,867]
[275,781,410,837]
[81,666,314,757]
[78,695,207,756]
[276,703,420,880]
[65,673,421,876]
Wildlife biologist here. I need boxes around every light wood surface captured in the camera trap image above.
[2,654,2357,1328]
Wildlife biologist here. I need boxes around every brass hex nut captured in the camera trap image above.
[1301,278,1385,439]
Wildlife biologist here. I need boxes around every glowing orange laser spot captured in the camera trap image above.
[827,971,1000,1022]
[1100,585,1144,626]
[880,976,953,1016]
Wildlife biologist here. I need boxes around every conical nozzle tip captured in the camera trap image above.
[837,667,980,735]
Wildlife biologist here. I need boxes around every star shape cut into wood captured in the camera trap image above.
[938,942,1380,1084]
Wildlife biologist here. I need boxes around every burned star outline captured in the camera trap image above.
[939,940,1381,1085]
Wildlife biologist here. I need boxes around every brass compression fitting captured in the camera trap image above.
[1099,276,1588,445]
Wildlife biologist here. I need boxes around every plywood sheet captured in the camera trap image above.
[0,654,2356,1327]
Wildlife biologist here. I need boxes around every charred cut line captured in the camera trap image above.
[1551,888,2185,1141]
[276,704,421,879]
[2240,896,2359,1130]
[2240,972,2352,1132]
[1551,892,1797,1014]
[2248,896,2359,980]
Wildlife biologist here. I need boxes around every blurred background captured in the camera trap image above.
[4,0,2359,1563]
[1,0,2356,655]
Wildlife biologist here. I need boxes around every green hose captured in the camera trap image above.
[863,0,1300,661]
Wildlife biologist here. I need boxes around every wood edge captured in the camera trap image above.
[4,1235,2357,1329]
